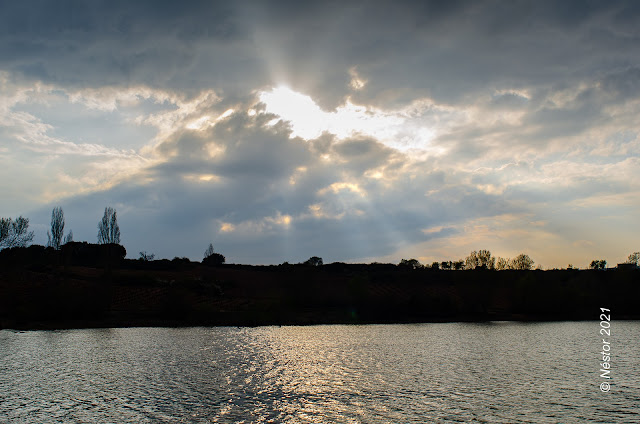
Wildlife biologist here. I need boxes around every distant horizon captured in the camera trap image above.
[2,1,639,269]
[5,226,639,271]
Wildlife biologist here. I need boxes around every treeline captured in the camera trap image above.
[1,207,227,266]
[397,250,536,271]
[0,206,120,251]
[1,209,639,270]
[396,249,639,271]
[0,242,228,270]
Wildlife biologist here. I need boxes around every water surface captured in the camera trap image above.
[1,322,638,423]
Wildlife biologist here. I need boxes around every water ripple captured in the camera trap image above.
[1,322,639,423]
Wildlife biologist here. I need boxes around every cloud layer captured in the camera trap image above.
[1,1,639,267]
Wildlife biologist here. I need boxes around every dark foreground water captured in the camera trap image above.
[1,322,638,423]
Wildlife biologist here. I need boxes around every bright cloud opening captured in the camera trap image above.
[258,86,437,152]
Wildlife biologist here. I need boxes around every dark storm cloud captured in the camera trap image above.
[0,0,260,95]
[245,0,640,109]
[3,0,639,108]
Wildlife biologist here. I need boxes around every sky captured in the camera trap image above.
[1,0,639,268]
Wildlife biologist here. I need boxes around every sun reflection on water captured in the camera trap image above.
[1,323,639,422]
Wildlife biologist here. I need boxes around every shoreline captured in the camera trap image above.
[5,316,640,332]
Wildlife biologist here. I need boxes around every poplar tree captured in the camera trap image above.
[47,207,65,250]
[97,207,121,244]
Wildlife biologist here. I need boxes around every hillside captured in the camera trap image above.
[1,245,638,330]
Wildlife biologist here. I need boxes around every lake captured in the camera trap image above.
[1,322,638,423]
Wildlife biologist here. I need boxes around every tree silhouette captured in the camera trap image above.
[0,216,34,249]
[465,250,495,269]
[627,252,639,266]
[399,258,422,269]
[590,259,607,270]
[139,251,155,261]
[304,256,324,266]
[204,243,215,259]
[203,243,225,265]
[477,249,495,269]
[47,207,65,250]
[464,251,479,269]
[512,253,534,270]
[97,207,120,244]
[496,257,510,270]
